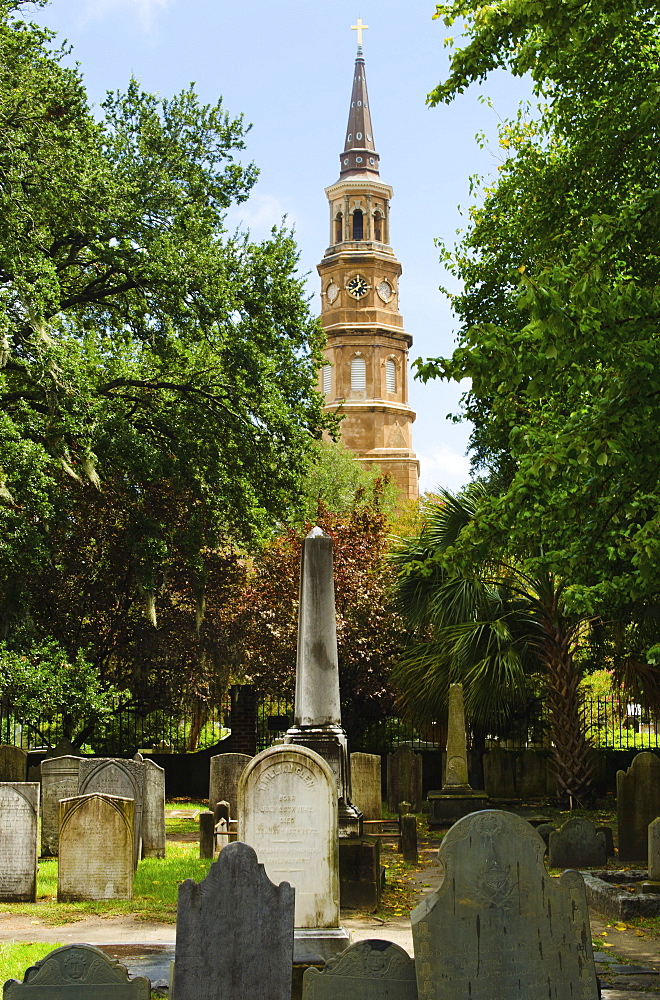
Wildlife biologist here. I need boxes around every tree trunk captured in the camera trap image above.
[540,622,595,805]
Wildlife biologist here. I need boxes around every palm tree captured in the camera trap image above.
[391,483,596,805]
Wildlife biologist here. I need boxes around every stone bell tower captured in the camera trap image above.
[317,23,419,501]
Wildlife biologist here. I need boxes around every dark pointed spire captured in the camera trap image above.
[339,45,380,178]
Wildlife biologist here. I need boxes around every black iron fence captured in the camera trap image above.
[1,692,659,754]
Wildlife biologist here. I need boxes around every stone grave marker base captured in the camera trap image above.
[426,789,488,826]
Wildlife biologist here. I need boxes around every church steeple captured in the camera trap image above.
[340,44,380,178]
[316,26,419,502]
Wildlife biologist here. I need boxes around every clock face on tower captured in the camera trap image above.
[346,274,369,299]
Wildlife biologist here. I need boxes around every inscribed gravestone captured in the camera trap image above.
[58,794,134,901]
[617,751,660,862]
[0,746,26,782]
[141,759,166,858]
[548,817,607,869]
[0,783,39,902]
[208,752,250,814]
[303,940,418,1000]
[411,810,599,1000]
[351,753,382,820]
[172,841,294,1000]
[79,758,144,865]
[387,748,422,813]
[239,743,339,928]
[3,943,150,999]
[40,756,82,857]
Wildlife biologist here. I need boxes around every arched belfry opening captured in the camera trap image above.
[352,209,363,240]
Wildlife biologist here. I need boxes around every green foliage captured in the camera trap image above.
[299,439,401,524]
[0,6,329,651]
[419,0,660,613]
[0,638,119,745]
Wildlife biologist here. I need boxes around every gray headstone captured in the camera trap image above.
[40,755,82,857]
[303,940,417,1000]
[141,759,166,858]
[387,748,422,812]
[617,751,660,862]
[0,783,39,902]
[548,817,607,869]
[58,794,134,901]
[350,753,382,820]
[239,743,339,929]
[535,822,555,849]
[79,758,144,866]
[172,841,294,1000]
[3,943,150,998]
[0,745,27,782]
[411,810,599,1000]
[208,753,250,814]
[649,817,660,881]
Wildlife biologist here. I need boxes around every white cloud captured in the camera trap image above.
[225,194,297,241]
[418,443,472,496]
[79,0,171,33]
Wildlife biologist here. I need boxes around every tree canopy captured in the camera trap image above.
[0,3,330,645]
[418,0,660,616]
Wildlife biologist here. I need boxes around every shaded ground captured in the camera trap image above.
[1,805,659,996]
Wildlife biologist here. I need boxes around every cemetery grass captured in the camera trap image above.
[1,806,210,926]
[0,942,63,985]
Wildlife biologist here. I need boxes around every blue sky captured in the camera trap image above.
[29,0,530,493]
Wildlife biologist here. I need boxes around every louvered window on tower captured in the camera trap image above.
[323,364,332,395]
[386,358,396,393]
[351,356,366,396]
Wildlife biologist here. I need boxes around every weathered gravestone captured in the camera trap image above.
[350,753,382,820]
[548,817,608,869]
[40,755,82,857]
[172,841,294,1000]
[650,817,660,881]
[303,940,418,1000]
[58,794,134,901]
[0,783,39,902]
[208,752,251,815]
[616,751,660,864]
[427,683,487,825]
[239,743,340,930]
[79,758,144,866]
[141,759,166,858]
[0,745,26,782]
[387,748,422,813]
[3,943,150,999]
[411,810,599,1000]
[617,751,660,862]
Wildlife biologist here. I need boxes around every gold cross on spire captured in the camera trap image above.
[351,18,369,46]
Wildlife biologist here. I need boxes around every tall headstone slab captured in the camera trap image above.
[303,940,418,1000]
[411,810,599,1000]
[208,752,251,814]
[427,683,487,825]
[40,755,82,857]
[0,783,39,902]
[239,743,340,930]
[58,793,134,901]
[79,757,144,865]
[141,759,166,858]
[0,745,26,782]
[3,943,150,998]
[172,841,294,1000]
[350,753,382,820]
[387,748,422,813]
[284,527,362,836]
[548,817,607,869]
[617,751,660,862]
